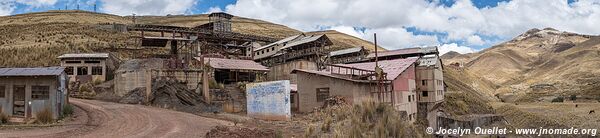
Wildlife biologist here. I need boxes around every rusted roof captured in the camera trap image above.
[279,34,329,50]
[366,46,438,58]
[0,67,65,76]
[58,53,109,59]
[336,57,418,80]
[329,47,364,57]
[366,48,420,58]
[291,69,376,83]
[198,57,269,71]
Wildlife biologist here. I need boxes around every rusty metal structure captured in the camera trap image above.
[126,12,276,71]
[255,34,333,68]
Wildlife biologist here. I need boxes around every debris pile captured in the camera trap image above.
[119,79,220,113]
[205,125,277,138]
[321,96,347,108]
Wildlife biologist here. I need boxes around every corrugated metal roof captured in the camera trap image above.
[366,48,420,58]
[279,34,327,50]
[199,57,269,71]
[336,57,418,80]
[417,56,438,67]
[291,69,375,83]
[58,53,109,59]
[0,67,65,77]
[254,34,302,51]
[329,47,364,57]
[366,46,438,58]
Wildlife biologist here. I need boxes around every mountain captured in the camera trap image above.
[0,10,381,67]
[442,27,600,102]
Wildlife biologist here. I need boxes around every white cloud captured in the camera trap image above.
[438,43,475,55]
[100,0,196,15]
[466,35,485,46]
[205,6,222,14]
[0,1,15,15]
[329,26,363,38]
[15,0,57,7]
[221,0,600,51]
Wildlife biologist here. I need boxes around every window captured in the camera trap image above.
[290,94,295,103]
[422,91,428,97]
[65,66,74,75]
[316,88,330,102]
[65,60,81,64]
[266,49,270,52]
[31,86,49,100]
[92,66,103,75]
[77,66,88,75]
[84,60,101,63]
[408,95,411,102]
[422,80,427,86]
[271,47,275,51]
[0,85,5,98]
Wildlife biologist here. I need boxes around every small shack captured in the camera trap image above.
[58,53,114,83]
[0,67,68,119]
[200,57,269,84]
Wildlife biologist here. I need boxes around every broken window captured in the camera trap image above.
[290,94,295,103]
[92,66,103,75]
[32,86,50,100]
[422,80,427,86]
[0,85,4,98]
[84,60,101,64]
[316,88,330,102]
[77,66,88,75]
[422,91,428,97]
[65,66,74,75]
[65,60,81,64]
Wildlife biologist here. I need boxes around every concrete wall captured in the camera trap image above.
[60,58,108,83]
[0,75,67,119]
[267,60,317,84]
[254,44,285,60]
[295,72,372,112]
[114,70,202,96]
[246,80,291,121]
[416,59,444,103]
[392,64,418,123]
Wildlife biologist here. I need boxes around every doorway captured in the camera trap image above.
[13,85,26,116]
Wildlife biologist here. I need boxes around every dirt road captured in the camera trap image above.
[0,98,231,138]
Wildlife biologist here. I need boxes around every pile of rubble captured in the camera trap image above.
[205,125,277,138]
[119,79,220,113]
[322,96,348,108]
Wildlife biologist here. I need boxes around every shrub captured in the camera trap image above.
[35,107,54,124]
[62,104,74,118]
[570,95,577,101]
[551,96,564,103]
[0,109,9,124]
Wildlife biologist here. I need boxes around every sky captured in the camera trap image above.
[1,0,599,54]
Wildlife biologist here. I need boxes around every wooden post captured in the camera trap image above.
[145,70,152,104]
[202,57,211,103]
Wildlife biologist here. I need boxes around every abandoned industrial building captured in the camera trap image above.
[201,57,269,84]
[58,53,113,83]
[0,67,68,120]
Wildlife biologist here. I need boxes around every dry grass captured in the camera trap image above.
[0,109,9,124]
[496,104,566,129]
[303,101,426,138]
[35,107,54,124]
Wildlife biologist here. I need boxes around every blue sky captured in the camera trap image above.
[1,0,599,54]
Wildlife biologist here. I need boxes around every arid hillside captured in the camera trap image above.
[442,28,600,102]
[0,10,381,67]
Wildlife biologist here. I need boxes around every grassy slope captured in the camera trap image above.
[0,10,377,67]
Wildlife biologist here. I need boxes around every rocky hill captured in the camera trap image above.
[442,28,600,102]
[0,10,382,67]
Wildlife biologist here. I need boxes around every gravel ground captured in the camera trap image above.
[0,98,232,138]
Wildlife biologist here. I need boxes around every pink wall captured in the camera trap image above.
[393,64,415,91]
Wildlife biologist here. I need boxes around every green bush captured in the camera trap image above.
[551,96,564,103]
[62,104,74,118]
[36,107,54,124]
[570,95,577,101]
